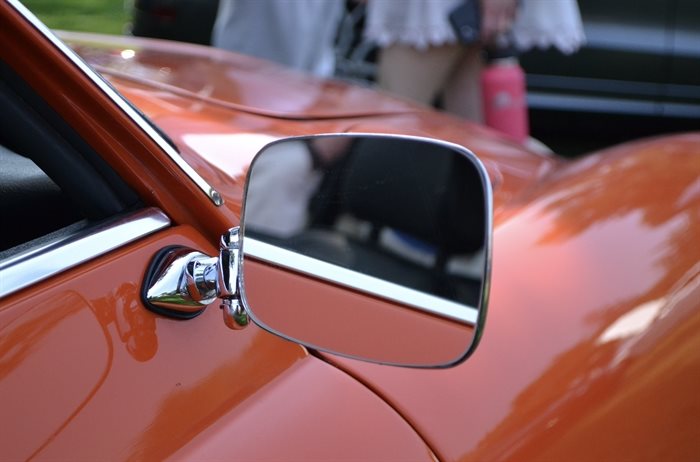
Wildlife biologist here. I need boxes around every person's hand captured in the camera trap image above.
[480,0,518,45]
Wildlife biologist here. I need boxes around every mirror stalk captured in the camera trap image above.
[144,227,248,328]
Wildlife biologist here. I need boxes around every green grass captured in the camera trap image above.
[22,0,129,35]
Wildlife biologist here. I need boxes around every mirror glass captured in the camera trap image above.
[240,134,491,367]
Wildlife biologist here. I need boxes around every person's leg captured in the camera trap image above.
[377,44,463,106]
[443,44,484,122]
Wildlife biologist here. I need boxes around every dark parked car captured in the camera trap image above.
[522,0,700,119]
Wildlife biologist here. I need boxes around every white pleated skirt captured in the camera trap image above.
[364,0,586,54]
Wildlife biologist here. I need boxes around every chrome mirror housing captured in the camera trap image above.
[240,134,492,367]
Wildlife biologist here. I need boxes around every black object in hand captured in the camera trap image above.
[448,0,481,44]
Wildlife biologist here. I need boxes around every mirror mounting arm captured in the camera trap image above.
[143,227,249,329]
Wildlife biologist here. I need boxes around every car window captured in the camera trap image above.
[0,59,171,298]
[0,59,141,254]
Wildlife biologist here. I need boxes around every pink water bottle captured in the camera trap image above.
[481,50,529,142]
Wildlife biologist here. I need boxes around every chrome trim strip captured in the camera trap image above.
[528,92,660,115]
[7,0,223,206]
[529,92,700,118]
[244,238,479,326]
[0,208,171,299]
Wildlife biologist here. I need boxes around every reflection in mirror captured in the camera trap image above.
[241,134,491,367]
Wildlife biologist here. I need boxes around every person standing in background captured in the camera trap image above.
[364,0,585,121]
[212,0,344,78]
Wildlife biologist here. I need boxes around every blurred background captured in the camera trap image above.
[24,0,699,157]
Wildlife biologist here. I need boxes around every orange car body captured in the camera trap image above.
[1,3,699,461]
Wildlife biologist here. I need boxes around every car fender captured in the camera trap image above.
[324,133,700,461]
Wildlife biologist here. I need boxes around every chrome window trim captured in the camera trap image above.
[0,208,170,299]
[8,0,223,206]
[244,238,479,326]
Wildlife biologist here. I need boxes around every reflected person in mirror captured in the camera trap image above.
[244,138,353,238]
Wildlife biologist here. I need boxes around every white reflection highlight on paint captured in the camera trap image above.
[182,133,277,180]
[598,299,665,344]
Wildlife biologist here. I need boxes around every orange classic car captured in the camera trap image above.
[1,1,699,461]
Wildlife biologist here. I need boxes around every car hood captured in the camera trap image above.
[61,31,418,120]
[61,31,559,224]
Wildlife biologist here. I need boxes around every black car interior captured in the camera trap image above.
[0,60,141,257]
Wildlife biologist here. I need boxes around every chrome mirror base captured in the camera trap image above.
[143,227,248,328]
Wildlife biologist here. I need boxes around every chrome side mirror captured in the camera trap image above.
[144,134,492,368]
[241,134,492,367]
